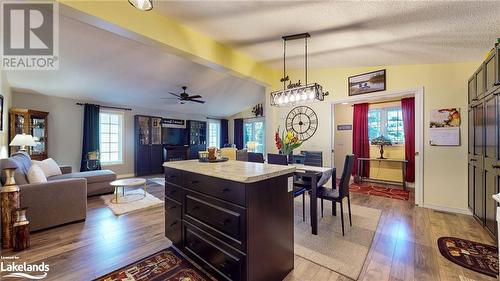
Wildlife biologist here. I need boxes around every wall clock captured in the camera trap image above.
[285,106,318,141]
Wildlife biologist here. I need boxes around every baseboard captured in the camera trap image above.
[117,173,135,179]
[423,203,472,216]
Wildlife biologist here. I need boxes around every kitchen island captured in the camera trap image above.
[163,160,296,281]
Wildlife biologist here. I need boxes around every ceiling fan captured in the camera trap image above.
[162,86,205,104]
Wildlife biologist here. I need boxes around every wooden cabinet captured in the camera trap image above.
[186,120,207,159]
[164,167,294,281]
[134,115,164,176]
[9,109,49,160]
[468,44,500,238]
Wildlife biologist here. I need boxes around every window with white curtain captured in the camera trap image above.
[208,119,221,148]
[99,111,124,164]
[243,118,265,153]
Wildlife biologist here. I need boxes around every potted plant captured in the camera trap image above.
[275,127,302,163]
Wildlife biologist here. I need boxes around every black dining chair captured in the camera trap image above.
[316,154,354,236]
[302,151,323,167]
[247,152,264,163]
[267,153,307,221]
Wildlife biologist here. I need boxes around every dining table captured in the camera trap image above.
[292,164,336,235]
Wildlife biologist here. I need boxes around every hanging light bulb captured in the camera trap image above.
[277,95,283,104]
[309,91,315,100]
[284,94,289,104]
[289,92,295,102]
[129,0,153,11]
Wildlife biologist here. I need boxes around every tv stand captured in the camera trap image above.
[163,145,189,162]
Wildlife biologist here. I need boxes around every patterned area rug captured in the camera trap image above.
[94,248,213,281]
[349,183,410,200]
[438,237,498,277]
[101,190,164,216]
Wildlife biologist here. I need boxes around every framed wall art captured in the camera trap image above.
[348,69,386,96]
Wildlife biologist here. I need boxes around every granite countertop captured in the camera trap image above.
[163,160,296,183]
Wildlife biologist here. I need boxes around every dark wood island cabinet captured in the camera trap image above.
[164,160,296,281]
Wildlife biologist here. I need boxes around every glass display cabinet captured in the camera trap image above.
[9,108,49,160]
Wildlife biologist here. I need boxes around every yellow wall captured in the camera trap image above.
[0,69,12,158]
[333,101,406,182]
[266,62,479,212]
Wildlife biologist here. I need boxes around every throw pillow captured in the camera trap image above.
[27,164,47,184]
[34,158,62,178]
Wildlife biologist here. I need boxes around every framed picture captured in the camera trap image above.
[0,95,3,131]
[348,69,386,96]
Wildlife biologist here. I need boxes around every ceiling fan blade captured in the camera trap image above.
[188,95,202,99]
[189,99,205,104]
[169,92,181,97]
[161,97,179,99]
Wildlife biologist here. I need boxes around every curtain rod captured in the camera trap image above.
[76,103,132,111]
[350,99,402,106]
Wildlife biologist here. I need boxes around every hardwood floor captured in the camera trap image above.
[1,181,495,281]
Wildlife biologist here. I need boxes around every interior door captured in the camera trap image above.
[473,102,485,223]
[468,108,475,210]
[484,94,498,235]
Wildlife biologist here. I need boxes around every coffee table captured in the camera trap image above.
[110,178,147,204]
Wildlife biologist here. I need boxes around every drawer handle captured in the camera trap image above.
[189,240,200,248]
[221,188,230,193]
[192,206,201,211]
[220,219,231,226]
[169,221,177,227]
[168,189,178,194]
[168,205,177,210]
[167,175,177,179]
[190,180,199,185]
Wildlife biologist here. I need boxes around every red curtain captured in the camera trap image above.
[352,103,370,177]
[401,97,415,182]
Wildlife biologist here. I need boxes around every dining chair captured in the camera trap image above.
[302,151,323,167]
[316,154,354,236]
[236,150,248,161]
[247,152,264,163]
[267,153,307,221]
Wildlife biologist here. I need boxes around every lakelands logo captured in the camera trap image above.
[1,256,50,279]
[1,0,59,70]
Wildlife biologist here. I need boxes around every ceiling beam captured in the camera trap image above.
[57,0,278,86]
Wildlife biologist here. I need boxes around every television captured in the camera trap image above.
[162,127,187,146]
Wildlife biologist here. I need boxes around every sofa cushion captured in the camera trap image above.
[27,164,47,184]
[33,158,62,177]
[48,170,116,184]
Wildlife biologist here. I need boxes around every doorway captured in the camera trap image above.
[331,88,424,206]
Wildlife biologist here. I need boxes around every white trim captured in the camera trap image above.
[116,173,135,179]
[332,87,425,207]
[422,204,472,216]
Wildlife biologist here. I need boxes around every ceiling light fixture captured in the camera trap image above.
[128,0,153,11]
[270,33,329,107]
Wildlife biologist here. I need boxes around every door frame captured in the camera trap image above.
[332,87,424,206]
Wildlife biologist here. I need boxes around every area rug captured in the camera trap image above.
[94,248,213,281]
[349,183,410,201]
[148,177,165,186]
[294,196,381,280]
[438,237,498,277]
[101,190,163,216]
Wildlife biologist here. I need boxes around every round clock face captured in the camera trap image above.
[285,106,318,141]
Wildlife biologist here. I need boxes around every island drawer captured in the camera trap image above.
[165,198,182,247]
[183,222,245,281]
[184,191,246,249]
[165,183,182,202]
[183,172,246,206]
[165,167,183,186]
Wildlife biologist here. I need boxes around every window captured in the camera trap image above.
[368,107,405,144]
[100,111,123,165]
[243,118,265,153]
[208,119,221,148]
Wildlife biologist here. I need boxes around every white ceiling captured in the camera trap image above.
[6,15,265,118]
[155,0,500,68]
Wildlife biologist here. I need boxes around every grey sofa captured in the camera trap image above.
[0,152,117,231]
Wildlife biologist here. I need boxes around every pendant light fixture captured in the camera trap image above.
[128,0,153,11]
[270,33,329,107]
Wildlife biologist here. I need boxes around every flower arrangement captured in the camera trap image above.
[275,127,302,155]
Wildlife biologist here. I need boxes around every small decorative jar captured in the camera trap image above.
[12,207,30,251]
[1,161,20,249]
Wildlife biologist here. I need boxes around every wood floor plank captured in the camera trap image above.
[0,181,496,281]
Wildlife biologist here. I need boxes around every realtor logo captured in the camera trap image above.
[1,1,59,70]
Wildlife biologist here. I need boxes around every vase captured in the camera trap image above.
[1,168,20,249]
[12,208,30,251]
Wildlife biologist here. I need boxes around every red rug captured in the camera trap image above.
[438,237,498,277]
[94,248,213,281]
[349,183,410,201]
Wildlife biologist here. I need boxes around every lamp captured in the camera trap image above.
[128,0,153,11]
[9,134,37,151]
[370,135,392,159]
[270,33,329,107]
